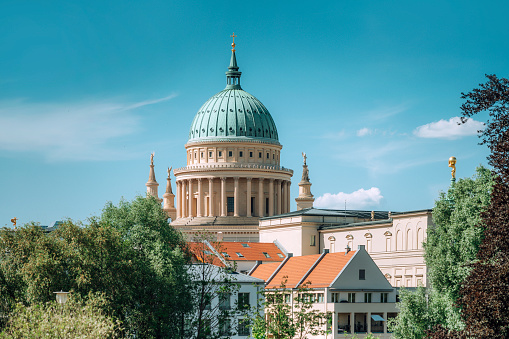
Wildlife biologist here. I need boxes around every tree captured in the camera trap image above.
[388,167,493,338]
[184,235,250,339]
[0,196,193,338]
[428,75,509,338]
[0,293,122,338]
[250,277,330,339]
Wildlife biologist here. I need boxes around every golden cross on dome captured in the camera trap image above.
[230,32,237,52]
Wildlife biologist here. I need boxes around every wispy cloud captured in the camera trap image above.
[357,127,372,137]
[315,187,384,209]
[0,93,177,161]
[414,116,484,139]
[365,103,409,121]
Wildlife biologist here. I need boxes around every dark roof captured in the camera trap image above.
[391,209,432,216]
[319,219,393,231]
[259,208,391,220]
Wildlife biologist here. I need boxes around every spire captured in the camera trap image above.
[146,152,160,200]
[295,152,314,210]
[163,167,176,221]
[225,33,242,89]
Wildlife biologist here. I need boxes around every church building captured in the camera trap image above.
[145,37,435,288]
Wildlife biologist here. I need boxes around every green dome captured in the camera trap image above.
[188,51,279,145]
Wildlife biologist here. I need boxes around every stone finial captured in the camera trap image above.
[296,153,314,210]
[163,166,176,220]
[146,153,160,200]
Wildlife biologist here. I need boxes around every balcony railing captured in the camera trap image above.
[174,163,293,174]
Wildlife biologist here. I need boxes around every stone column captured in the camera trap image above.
[350,312,355,334]
[181,180,187,217]
[246,177,252,217]
[208,178,214,217]
[221,177,226,217]
[383,312,387,334]
[276,180,282,215]
[176,181,181,219]
[197,178,203,217]
[188,179,194,217]
[367,311,371,333]
[258,178,264,217]
[269,179,274,216]
[233,177,239,217]
[281,180,286,214]
[286,181,291,212]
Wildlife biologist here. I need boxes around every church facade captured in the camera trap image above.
[145,39,433,288]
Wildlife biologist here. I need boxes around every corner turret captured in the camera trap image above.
[163,167,177,220]
[146,152,161,201]
[295,152,314,210]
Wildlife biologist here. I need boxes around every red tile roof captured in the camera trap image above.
[250,262,282,281]
[300,251,356,288]
[265,254,321,289]
[187,242,286,266]
[187,242,225,267]
[251,251,356,289]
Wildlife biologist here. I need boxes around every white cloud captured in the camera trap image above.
[357,127,372,137]
[0,93,177,161]
[413,116,484,139]
[314,187,384,209]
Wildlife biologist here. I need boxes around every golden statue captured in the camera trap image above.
[10,217,17,227]
[150,152,154,166]
[167,167,172,178]
[448,156,457,179]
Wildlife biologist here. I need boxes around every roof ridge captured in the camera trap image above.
[295,250,329,288]
[265,253,293,287]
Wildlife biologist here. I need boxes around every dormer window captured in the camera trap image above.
[263,252,271,258]
[241,243,250,248]
[236,252,244,258]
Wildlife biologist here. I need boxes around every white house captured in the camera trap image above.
[250,245,398,338]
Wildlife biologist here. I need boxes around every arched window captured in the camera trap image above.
[406,229,413,250]
[396,230,402,251]
[417,228,424,249]
[384,231,392,252]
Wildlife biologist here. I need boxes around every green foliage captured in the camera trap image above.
[425,166,493,300]
[0,196,192,338]
[0,293,122,338]
[390,167,493,338]
[249,278,330,339]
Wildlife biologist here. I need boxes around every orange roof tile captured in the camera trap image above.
[300,251,356,288]
[186,242,225,267]
[265,254,322,289]
[188,241,286,262]
[250,262,281,281]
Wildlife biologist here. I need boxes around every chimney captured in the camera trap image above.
[345,245,351,255]
[217,232,223,242]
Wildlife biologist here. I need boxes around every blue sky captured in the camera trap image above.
[1,0,506,226]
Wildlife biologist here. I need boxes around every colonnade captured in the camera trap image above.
[175,177,291,219]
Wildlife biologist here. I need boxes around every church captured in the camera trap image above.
[145,38,433,288]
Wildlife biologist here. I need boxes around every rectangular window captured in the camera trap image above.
[219,318,231,336]
[241,243,250,248]
[219,151,222,157]
[238,292,250,310]
[273,154,274,159]
[209,151,213,157]
[219,293,231,310]
[381,292,388,303]
[222,252,230,258]
[348,293,356,303]
[259,152,262,158]
[239,151,243,157]
[238,318,250,336]
[251,197,255,214]
[204,293,212,310]
[277,253,284,258]
[263,252,271,258]
[201,152,204,158]
[250,151,253,157]
[227,197,234,212]
[315,293,324,303]
[266,153,269,159]
[265,198,269,215]
[364,292,372,303]
[228,151,233,157]
[236,252,244,258]
[284,294,291,303]
[359,269,366,280]
[310,235,316,246]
